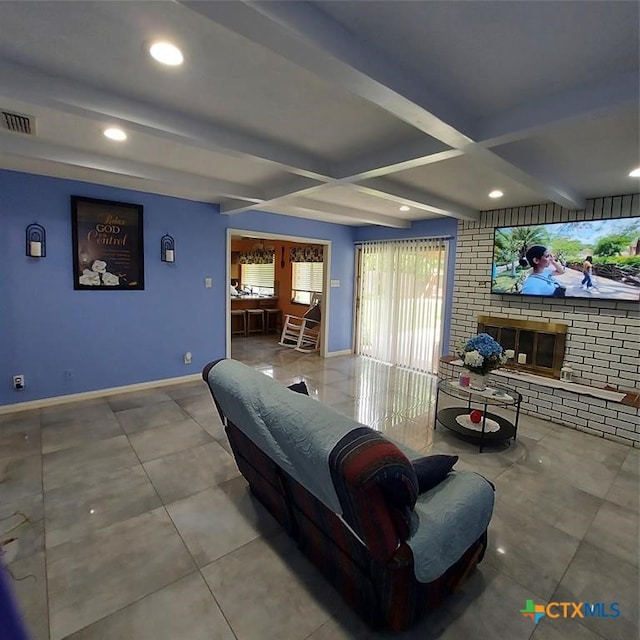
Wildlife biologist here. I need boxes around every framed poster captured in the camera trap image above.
[71,196,144,290]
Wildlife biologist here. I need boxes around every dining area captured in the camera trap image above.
[229,235,325,354]
[230,292,282,338]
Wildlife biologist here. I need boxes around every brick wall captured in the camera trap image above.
[447,194,640,446]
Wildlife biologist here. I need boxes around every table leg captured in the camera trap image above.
[479,403,488,453]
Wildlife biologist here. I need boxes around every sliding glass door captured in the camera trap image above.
[355,238,448,374]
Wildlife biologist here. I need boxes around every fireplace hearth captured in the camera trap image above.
[478,315,567,379]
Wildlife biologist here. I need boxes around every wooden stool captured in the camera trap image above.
[231,309,247,336]
[264,308,282,334]
[246,309,265,335]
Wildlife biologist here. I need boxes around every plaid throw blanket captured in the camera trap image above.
[329,426,419,562]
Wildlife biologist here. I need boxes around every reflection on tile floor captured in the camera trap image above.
[1,335,638,639]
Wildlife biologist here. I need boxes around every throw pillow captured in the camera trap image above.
[412,455,458,493]
[287,381,309,395]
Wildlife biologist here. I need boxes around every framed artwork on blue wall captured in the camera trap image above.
[71,196,145,290]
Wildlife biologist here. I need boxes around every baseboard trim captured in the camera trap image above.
[0,373,204,415]
[326,349,353,358]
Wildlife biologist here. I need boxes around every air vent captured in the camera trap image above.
[1,111,35,135]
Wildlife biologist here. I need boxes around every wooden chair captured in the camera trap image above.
[279,294,321,353]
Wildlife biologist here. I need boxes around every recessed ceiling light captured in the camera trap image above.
[399,205,410,212]
[629,167,640,178]
[489,190,504,199]
[103,127,127,141]
[149,41,184,66]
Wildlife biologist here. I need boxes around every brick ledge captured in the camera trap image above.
[439,356,639,407]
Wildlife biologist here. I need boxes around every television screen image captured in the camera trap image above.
[491,217,640,301]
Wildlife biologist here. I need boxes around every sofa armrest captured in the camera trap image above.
[406,471,494,583]
[329,427,419,562]
[202,359,228,424]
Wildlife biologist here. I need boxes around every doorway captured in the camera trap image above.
[226,229,330,359]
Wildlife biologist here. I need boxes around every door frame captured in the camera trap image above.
[226,228,331,358]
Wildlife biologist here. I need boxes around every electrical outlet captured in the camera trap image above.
[13,374,25,390]
[183,352,192,365]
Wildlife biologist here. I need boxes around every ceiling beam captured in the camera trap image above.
[462,146,585,210]
[0,59,330,180]
[180,0,591,212]
[180,0,474,146]
[0,132,261,201]
[218,171,472,220]
[5,56,458,220]
[289,197,411,228]
[219,199,262,215]
[264,200,411,228]
[220,192,411,228]
[263,176,328,201]
[355,178,479,221]
[219,176,329,215]
[256,205,369,227]
[1,4,611,223]
[330,139,459,181]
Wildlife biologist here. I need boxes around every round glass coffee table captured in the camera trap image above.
[435,378,522,452]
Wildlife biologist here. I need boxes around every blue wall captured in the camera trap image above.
[353,217,459,357]
[0,170,356,406]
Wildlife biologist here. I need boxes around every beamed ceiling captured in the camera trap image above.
[0,1,638,227]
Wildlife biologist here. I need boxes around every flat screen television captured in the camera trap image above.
[491,217,640,301]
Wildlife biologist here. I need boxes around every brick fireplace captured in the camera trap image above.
[478,315,567,379]
[445,194,640,447]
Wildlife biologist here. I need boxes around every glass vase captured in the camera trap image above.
[469,372,488,391]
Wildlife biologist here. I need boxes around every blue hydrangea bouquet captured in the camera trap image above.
[455,333,507,375]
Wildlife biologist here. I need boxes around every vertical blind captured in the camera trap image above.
[355,238,448,374]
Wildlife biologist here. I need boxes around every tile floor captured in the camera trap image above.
[1,335,638,640]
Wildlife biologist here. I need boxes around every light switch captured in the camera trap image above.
[330,279,340,287]
[205,277,212,288]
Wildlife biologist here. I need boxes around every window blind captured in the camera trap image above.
[241,261,275,289]
[292,262,323,303]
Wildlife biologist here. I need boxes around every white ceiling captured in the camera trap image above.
[0,0,638,228]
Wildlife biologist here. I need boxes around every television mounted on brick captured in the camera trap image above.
[491,217,640,301]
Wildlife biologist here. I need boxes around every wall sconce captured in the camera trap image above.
[161,234,175,262]
[26,223,46,258]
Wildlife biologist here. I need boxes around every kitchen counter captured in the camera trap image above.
[231,296,278,310]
